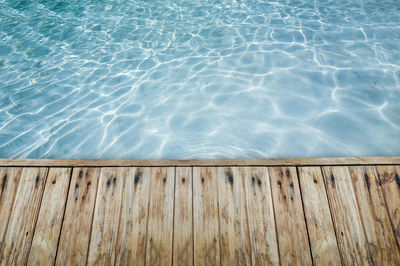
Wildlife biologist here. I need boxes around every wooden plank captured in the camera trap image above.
[242,167,279,265]
[55,168,100,266]
[115,167,151,265]
[27,168,72,266]
[173,167,193,266]
[297,167,341,265]
[193,167,220,265]
[87,167,125,265]
[376,165,400,250]
[0,157,399,167]
[349,166,400,264]
[216,167,251,265]
[0,168,22,249]
[145,167,175,265]
[0,167,48,265]
[268,166,312,265]
[322,166,372,265]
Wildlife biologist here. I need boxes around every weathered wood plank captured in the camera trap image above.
[375,165,400,251]
[216,167,251,265]
[173,167,193,266]
[27,168,72,266]
[0,168,22,249]
[193,167,220,265]
[87,167,125,265]
[268,166,312,265]
[55,168,100,266]
[297,167,341,265]
[1,157,399,167]
[243,167,279,265]
[349,166,400,264]
[115,167,151,265]
[145,167,175,265]
[0,167,48,265]
[322,166,372,265]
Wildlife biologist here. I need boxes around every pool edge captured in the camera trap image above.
[0,156,399,167]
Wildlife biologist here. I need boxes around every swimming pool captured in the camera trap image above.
[0,0,399,159]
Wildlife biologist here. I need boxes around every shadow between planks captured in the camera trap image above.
[0,164,399,265]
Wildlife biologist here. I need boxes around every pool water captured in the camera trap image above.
[0,0,399,159]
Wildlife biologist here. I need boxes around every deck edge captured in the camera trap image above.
[0,157,399,167]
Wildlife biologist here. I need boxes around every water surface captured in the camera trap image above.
[0,0,399,159]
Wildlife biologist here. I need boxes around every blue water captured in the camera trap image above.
[0,0,399,159]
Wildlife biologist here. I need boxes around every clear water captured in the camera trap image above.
[0,0,399,159]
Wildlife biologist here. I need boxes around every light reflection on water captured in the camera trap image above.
[0,0,399,159]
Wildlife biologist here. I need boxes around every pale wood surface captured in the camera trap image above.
[298,167,342,266]
[145,167,175,265]
[349,166,400,265]
[173,167,193,266]
[1,156,399,167]
[0,161,399,265]
[115,167,151,265]
[269,166,313,265]
[87,168,125,265]
[242,167,279,265]
[27,168,71,266]
[322,166,372,265]
[216,167,251,265]
[55,168,100,266]
[376,165,400,251]
[193,167,221,265]
[0,167,48,266]
[0,168,22,250]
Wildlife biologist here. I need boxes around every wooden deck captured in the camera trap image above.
[0,157,399,265]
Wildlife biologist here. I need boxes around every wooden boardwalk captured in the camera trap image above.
[0,157,399,265]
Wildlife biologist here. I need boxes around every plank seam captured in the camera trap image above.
[346,166,374,265]
[85,168,101,266]
[171,167,176,266]
[0,168,21,257]
[374,166,400,254]
[242,167,253,266]
[320,166,345,266]
[215,167,223,266]
[113,168,127,266]
[143,168,153,266]
[53,167,74,265]
[25,167,50,266]
[191,166,194,266]
[267,167,281,266]
[295,167,315,266]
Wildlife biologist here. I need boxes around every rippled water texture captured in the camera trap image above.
[0,0,400,159]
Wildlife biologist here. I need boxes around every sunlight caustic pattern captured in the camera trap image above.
[0,0,399,159]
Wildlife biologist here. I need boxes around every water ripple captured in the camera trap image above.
[0,0,399,159]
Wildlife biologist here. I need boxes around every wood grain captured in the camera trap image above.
[376,165,400,251]
[55,168,100,266]
[145,167,175,266]
[322,166,372,265]
[87,167,125,265]
[27,168,72,266]
[115,167,151,265]
[0,157,398,167]
[0,168,22,250]
[297,167,341,265]
[193,167,221,265]
[0,167,48,266]
[268,166,312,265]
[243,167,279,265]
[349,166,400,265]
[173,167,193,266]
[216,167,251,265]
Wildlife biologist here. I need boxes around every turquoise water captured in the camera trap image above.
[0,0,399,159]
